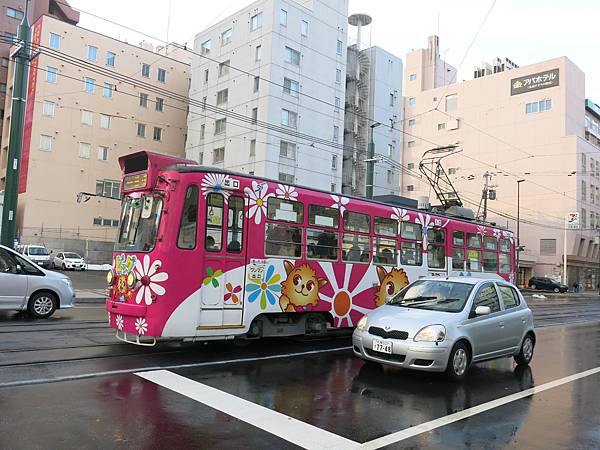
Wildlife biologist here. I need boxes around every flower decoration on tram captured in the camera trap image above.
[135,317,148,335]
[201,173,232,202]
[415,213,433,252]
[202,267,223,288]
[133,255,169,306]
[224,283,242,304]
[246,265,281,310]
[245,181,273,225]
[477,225,487,236]
[502,230,515,244]
[275,184,298,201]
[493,228,502,240]
[330,195,350,215]
[391,207,410,223]
[115,314,124,331]
[107,312,111,324]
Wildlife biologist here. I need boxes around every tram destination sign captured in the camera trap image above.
[511,68,559,96]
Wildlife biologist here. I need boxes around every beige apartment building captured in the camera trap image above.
[0,15,190,251]
[402,36,600,289]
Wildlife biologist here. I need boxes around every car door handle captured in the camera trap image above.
[499,321,505,328]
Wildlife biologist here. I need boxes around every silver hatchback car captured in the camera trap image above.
[353,277,535,380]
[0,244,75,318]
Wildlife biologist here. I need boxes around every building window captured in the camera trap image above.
[200,40,211,55]
[301,20,308,36]
[200,124,205,139]
[448,168,457,175]
[407,185,414,192]
[39,135,52,152]
[156,97,164,112]
[387,170,393,184]
[407,140,415,148]
[137,123,146,138]
[103,83,114,98]
[526,99,552,114]
[336,40,343,54]
[281,109,297,128]
[255,45,262,61]
[284,46,300,65]
[250,13,262,31]
[100,114,111,129]
[157,68,166,83]
[216,88,228,105]
[7,7,24,20]
[250,139,256,157]
[81,110,93,125]
[141,63,150,77]
[331,183,336,192]
[407,163,414,170]
[85,46,99,63]
[445,94,458,112]
[280,9,287,26]
[79,142,91,159]
[409,73,417,81]
[335,97,341,109]
[582,153,587,172]
[219,60,230,77]
[279,172,294,183]
[42,100,55,117]
[540,239,557,256]
[539,98,552,111]
[221,28,232,46]
[215,118,226,135]
[153,127,162,141]
[47,67,58,83]
[139,93,148,107]
[98,146,109,161]
[105,51,116,67]
[96,179,121,199]
[582,180,587,200]
[387,144,393,156]
[438,122,446,130]
[408,97,416,105]
[333,125,339,142]
[49,32,60,49]
[253,76,259,93]
[251,107,258,123]
[581,208,587,228]
[283,77,299,97]
[331,154,337,169]
[389,93,394,107]
[408,118,416,126]
[213,147,225,164]
[336,69,342,83]
[280,141,296,159]
[203,69,209,84]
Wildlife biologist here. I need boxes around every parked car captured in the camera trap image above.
[528,276,568,293]
[52,252,87,271]
[353,277,535,380]
[16,244,52,268]
[0,244,75,318]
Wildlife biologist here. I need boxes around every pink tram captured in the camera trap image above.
[105,151,515,345]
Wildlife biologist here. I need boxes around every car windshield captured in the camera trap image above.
[28,247,49,256]
[115,194,163,252]
[388,280,474,312]
[64,253,81,259]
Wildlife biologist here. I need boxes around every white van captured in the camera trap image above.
[17,244,52,268]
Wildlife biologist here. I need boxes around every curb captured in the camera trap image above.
[75,298,106,304]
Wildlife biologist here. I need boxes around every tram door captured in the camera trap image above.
[200,193,247,329]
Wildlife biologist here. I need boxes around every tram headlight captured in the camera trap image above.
[106,269,115,286]
[127,272,137,289]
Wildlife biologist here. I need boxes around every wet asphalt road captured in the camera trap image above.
[0,302,599,449]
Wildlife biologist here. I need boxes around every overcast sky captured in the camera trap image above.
[69,0,600,101]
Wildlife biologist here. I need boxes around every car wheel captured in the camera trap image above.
[61,262,66,271]
[445,342,470,381]
[28,292,58,319]
[530,284,536,290]
[515,334,535,366]
[553,287,560,293]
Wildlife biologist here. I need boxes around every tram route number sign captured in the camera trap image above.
[566,212,580,230]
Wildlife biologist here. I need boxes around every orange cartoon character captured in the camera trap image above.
[374,266,409,307]
[280,261,327,312]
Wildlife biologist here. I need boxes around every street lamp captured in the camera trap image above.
[516,179,525,286]
[366,122,382,199]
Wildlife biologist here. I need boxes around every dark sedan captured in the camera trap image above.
[528,276,568,293]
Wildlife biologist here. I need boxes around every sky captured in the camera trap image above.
[68,0,600,101]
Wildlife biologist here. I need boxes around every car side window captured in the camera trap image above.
[0,248,17,274]
[473,284,501,313]
[498,285,520,309]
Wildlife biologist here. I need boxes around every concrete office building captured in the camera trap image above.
[0,15,190,252]
[402,35,600,289]
[186,0,348,192]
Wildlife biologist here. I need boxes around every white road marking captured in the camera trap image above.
[360,365,600,449]
[136,369,360,450]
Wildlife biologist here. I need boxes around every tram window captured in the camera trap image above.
[452,248,465,270]
[307,228,338,261]
[453,230,464,246]
[483,251,498,272]
[499,238,511,252]
[267,197,303,223]
[227,196,244,253]
[499,253,511,274]
[428,229,445,244]
[467,233,482,248]
[343,211,370,233]
[484,236,497,250]
[177,185,199,249]
[466,249,481,271]
[342,234,370,263]
[401,222,422,241]
[309,205,339,228]
[400,242,422,266]
[374,216,396,237]
[427,244,445,269]
[374,237,396,265]
[265,223,302,258]
[205,193,224,252]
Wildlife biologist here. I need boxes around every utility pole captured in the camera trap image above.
[516,179,525,286]
[365,122,381,199]
[478,171,495,222]
[1,1,31,248]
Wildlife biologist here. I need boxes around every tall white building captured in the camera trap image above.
[186,0,349,191]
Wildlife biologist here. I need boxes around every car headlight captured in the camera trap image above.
[60,278,72,289]
[106,269,115,286]
[357,315,368,331]
[414,325,446,342]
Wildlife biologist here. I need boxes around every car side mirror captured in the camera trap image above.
[475,305,491,316]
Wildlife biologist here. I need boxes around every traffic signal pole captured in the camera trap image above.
[1,2,31,248]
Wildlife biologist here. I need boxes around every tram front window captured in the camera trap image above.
[116,195,163,252]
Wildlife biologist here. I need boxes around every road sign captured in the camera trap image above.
[566,212,580,229]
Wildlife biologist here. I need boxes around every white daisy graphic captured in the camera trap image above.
[502,230,515,244]
[201,173,232,202]
[245,181,273,224]
[275,184,298,201]
[493,229,502,240]
[107,312,111,324]
[115,314,124,330]
[135,317,148,335]
[330,195,350,215]
[477,225,487,236]
[134,254,169,306]
[416,213,433,251]
[391,207,410,222]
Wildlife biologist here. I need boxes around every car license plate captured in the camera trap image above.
[372,339,392,354]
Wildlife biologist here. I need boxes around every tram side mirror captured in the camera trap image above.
[141,197,154,219]
[475,306,491,316]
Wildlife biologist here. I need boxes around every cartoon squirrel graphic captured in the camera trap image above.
[374,266,410,307]
[280,260,327,312]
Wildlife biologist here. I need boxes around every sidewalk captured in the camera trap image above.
[522,289,600,300]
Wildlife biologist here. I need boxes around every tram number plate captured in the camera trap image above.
[372,340,392,354]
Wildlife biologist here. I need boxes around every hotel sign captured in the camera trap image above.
[511,68,559,95]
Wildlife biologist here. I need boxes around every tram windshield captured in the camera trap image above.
[115,194,163,252]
